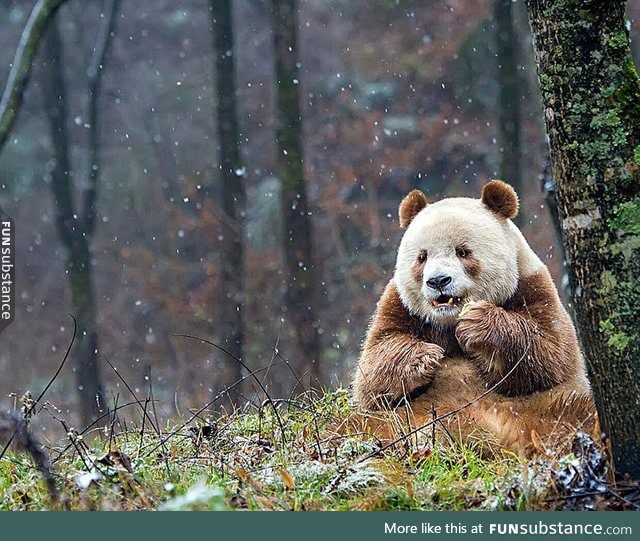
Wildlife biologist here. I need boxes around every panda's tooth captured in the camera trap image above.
[447,297,454,305]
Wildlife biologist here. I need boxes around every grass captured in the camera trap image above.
[3,387,620,512]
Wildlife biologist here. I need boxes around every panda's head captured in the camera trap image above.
[394,180,523,327]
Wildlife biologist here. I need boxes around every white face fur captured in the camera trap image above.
[395,197,521,327]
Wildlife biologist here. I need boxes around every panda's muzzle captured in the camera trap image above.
[432,294,463,308]
[426,274,452,290]
[425,274,464,308]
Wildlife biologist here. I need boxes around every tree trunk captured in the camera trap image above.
[210,0,245,403]
[494,0,522,223]
[272,0,322,391]
[42,14,106,429]
[0,0,69,152]
[526,0,640,478]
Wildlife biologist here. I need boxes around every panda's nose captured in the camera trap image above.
[426,274,452,290]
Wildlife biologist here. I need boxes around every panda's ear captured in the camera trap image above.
[399,189,428,229]
[481,180,519,220]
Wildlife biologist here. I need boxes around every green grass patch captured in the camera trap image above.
[0,389,620,511]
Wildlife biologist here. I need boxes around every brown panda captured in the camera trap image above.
[351,180,596,456]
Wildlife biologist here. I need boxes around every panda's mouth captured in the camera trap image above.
[431,295,464,308]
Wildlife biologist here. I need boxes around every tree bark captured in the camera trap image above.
[526,0,640,478]
[210,0,245,402]
[0,0,69,152]
[494,0,522,224]
[272,0,322,390]
[41,10,116,428]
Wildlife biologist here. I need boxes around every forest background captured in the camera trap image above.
[1,0,639,437]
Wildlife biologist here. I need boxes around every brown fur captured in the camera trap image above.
[459,251,481,278]
[350,182,596,456]
[399,190,427,229]
[481,179,519,219]
[341,374,596,457]
[411,255,427,284]
[455,269,581,396]
[352,282,447,409]
[352,275,584,406]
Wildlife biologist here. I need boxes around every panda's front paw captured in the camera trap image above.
[401,343,445,392]
[455,300,502,352]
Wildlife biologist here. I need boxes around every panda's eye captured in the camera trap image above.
[417,250,428,263]
[456,246,471,258]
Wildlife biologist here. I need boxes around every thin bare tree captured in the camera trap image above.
[210,0,245,403]
[271,0,322,390]
[41,0,120,427]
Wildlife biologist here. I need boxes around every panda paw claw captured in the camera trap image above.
[455,300,502,352]
[402,343,445,389]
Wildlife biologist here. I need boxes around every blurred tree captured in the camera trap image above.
[271,0,322,390]
[210,0,245,402]
[86,0,121,233]
[0,0,69,150]
[41,0,120,427]
[526,0,640,478]
[494,0,522,223]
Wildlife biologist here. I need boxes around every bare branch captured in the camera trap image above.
[0,412,58,506]
[83,0,121,233]
[175,334,288,445]
[0,0,70,153]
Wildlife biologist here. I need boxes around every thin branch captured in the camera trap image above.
[143,360,285,457]
[49,398,153,464]
[0,0,69,153]
[32,314,77,412]
[83,0,121,233]
[175,334,288,445]
[271,345,309,397]
[0,314,76,462]
[103,356,160,436]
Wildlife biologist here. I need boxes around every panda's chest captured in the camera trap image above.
[421,324,462,356]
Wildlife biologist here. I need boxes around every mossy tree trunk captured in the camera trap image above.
[271,0,322,390]
[210,0,245,403]
[526,0,640,478]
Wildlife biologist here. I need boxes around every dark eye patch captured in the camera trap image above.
[456,246,471,258]
[460,250,481,278]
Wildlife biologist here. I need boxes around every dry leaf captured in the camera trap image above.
[410,447,432,462]
[278,468,295,490]
[530,429,545,454]
[97,450,134,473]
